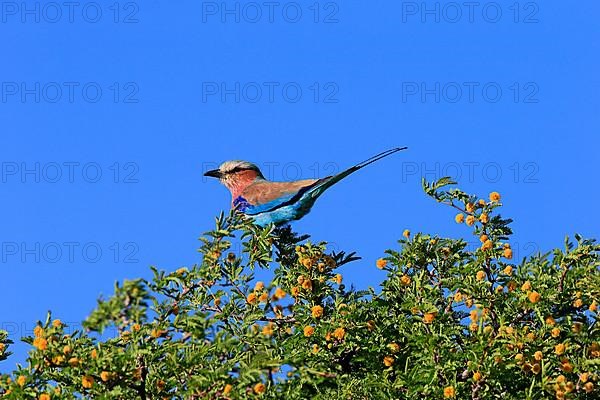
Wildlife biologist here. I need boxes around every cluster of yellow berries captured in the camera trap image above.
[247,282,287,305]
[261,323,275,337]
[32,326,48,351]
[551,373,595,398]
[455,193,501,227]
[295,245,336,272]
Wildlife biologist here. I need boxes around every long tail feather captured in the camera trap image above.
[308,146,408,199]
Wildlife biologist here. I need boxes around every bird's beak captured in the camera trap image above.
[204,169,222,178]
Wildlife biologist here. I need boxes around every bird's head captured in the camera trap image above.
[204,160,265,194]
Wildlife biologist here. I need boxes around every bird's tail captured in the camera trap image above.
[307,146,408,199]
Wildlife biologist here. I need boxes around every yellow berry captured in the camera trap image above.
[476,270,486,281]
[528,291,541,303]
[423,313,436,324]
[253,383,266,394]
[443,386,456,398]
[82,375,94,389]
[311,305,324,318]
[303,326,315,337]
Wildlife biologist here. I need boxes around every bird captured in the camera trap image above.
[204,147,408,227]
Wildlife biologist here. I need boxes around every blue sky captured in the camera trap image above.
[1,1,598,370]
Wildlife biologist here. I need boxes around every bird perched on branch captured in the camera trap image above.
[204,147,408,226]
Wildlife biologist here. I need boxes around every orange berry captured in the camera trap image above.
[443,386,456,398]
[423,313,436,324]
[561,361,573,373]
[479,234,489,243]
[334,274,343,285]
[555,343,566,355]
[311,305,324,318]
[455,214,465,224]
[253,383,266,394]
[223,384,233,394]
[246,293,257,305]
[82,375,94,389]
[481,240,493,251]
[291,286,300,297]
[303,326,315,337]
[383,356,395,367]
[33,326,44,338]
[403,229,410,238]
[489,192,501,202]
[580,372,589,383]
[476,270,486,281]
[376,258,387,269]
[466,215,476,226]
[301,279,313,291]
[400,275,411,285]
[366,320,376,331]
[387,343,400,353]
[100,371,112,382]
[259,292,269,303]
[333,327,345,340]
[33,337,48,351]
[261,324,274,337]
[479,213,489,224]
[503,248,513,259]
[453,292,463,302]
[528,291,541,303]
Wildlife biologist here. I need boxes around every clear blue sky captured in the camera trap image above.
[1,1,598,370]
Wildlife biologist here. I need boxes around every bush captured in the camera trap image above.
[0,178,598,399]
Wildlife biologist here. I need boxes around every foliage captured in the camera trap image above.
[0,179,598,399]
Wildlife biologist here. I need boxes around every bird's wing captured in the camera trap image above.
[237,179,321,215]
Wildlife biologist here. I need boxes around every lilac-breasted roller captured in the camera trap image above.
[204,147,407,226]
